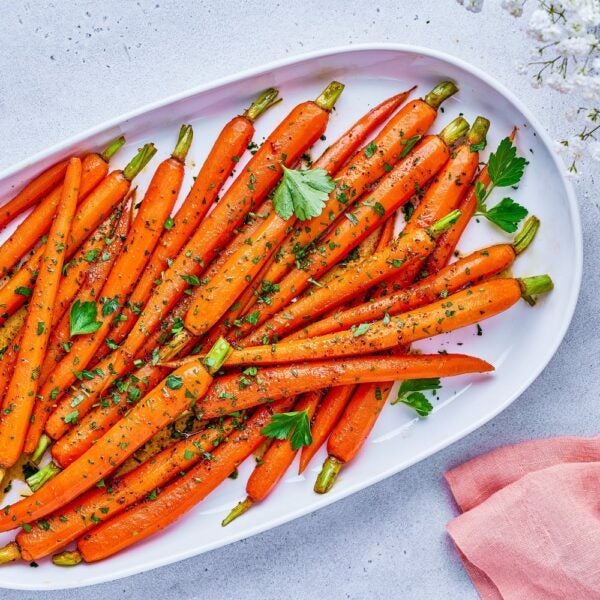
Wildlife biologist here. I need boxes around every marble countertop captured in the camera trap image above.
[1,1,597,598]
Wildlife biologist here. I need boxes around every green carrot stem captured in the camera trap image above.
[314,455,343,494]
[52,550,83,567]
[171,125,194,163]
[315,81,345,112]
[26,462,61,492]
[100,136,126,162]
[439,117,470,147]
[512,216,540,255]
[203,337,232,375]
[428,209,462,238]
[468,116,490,147]
[244,88,281,122]
[123,143,157,181]
[221,497,254,527]
[424,81,459,110]
[0,542,20,565]
[30,433,52,466]
[519,274,554,306]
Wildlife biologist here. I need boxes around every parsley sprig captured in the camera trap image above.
[69,300,102,337]
[261,410,312,450]
[475,137,528,233]
[273,166,335,221]
[392,378,441,417]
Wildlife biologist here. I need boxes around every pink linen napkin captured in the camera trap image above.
[445,436,600,599]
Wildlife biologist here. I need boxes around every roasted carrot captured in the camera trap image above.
[0,415,242,562]
[0,158,70,231]
[222,390,323,526]
[75,397,305,562]
[255,82,458,293]
[233,117,469,337]
[0,339,231,530]
[182,86,417,336]
[0,158,81,471]
[0,144,156,324]
[0,329,24,403]
[37,200,132,387]
[218,276,552,367]
[48,83,345,425]
[106,91,279,347]
[0,139,124,276]
[38,128,192,443]
[242,212,460,345]
[299,385,356,473]
[185,353,493,419]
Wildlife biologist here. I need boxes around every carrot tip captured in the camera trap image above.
[314,455,343,494]
[0,542,20,565]
[26,461,61,492]
[221,497,253,527]
[52,550,83,567]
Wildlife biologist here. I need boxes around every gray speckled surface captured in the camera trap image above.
[0,1,597,598]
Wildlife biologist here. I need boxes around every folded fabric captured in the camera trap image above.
[445,436,600,599]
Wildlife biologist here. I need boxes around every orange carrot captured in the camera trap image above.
[106,91,279,347]
[232,117,468,337]
[190,353,493,419]
[0,339,231,530]
[220,277,551,367]
[299,385,356,473]
[6,415,241,561]
[36,200,132,389]
[0,144,156,324]
[182,86,417,336]
[0,143,123,276]
[255,82,458,293]
[0,158,70,231]
[0,329,24,403]
[0,158,81,470]
[75,397,304,562]
[221,390,323,526]
[47,83,345,427]
[39,128,192,443]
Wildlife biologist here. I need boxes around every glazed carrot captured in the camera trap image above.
[424,127,517,275]
[0,140,124,276]
[232,117,469,337]
[242,213,461,345]
[36,200,132,388]
[50,319,199,468]
[256,81,458,293]
[0,416,241,562]
[222,390,323,526]
[107,90,279,347]
[220,277,552,367]
[0,144,156,324]
[186,353,493,419]
[0,329,24,403]
[183,86,418,335]
[49,83,345,425]
[299,385,356,473]
[38,128,192,443]
[75,397,306,562]
[0,339,231,531]
[0,158,69,231]
[0,158,81,471]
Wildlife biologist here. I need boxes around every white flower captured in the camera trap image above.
[456,0,484,12]
[515,61,529,74]
[501,0,524,17]
[565,107,580,122]
[567,135,586,160]
[547,72,574,93]
[592,58,600,73]
[588,140,600,161]
[556,33,597,57]
[527,9,563,41]
[575,2,600,27]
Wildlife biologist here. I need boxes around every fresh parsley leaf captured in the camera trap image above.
[484,198,529,233]
[470,139,487,153]
[273,166,335,221]
[63,410,79,424]
[69,300,102,336]
[400,135,422,158]
[364,142,378,158]
[397,378,441,395]
[488,137,527,187]
[397,392,433,417]
[261,410,312,451]
[180,274,201,286]
[15,286,32,297]
[164,216,175,230]
[165,375,183,390]
[83,249,100,263]
[352,323,371,337]
[101,297,119,317]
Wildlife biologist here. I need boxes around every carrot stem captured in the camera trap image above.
[171,125,194,163]
[439,117,470,147]
[203,337,232,375]
[222,496,254,527]
[424,81,459,109]
[519,275,553,306]
[0,542,20,565]
[123,143,157,181]
[30,434,52,466]
[26,462,61,492]
[314,455,342,494]
[512,216,541,255]
[467,116,490,147]
[243,88,281,122]
[52,550,82,567]
[314,81,345,111]
[428,209,462,238]
[100,136,126,162]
